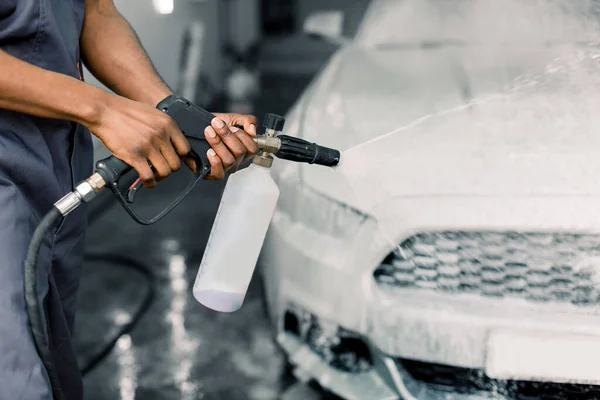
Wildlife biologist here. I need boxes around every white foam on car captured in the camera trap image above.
[338,0,600,246]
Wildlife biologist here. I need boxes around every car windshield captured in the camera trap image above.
[355,0,600,49]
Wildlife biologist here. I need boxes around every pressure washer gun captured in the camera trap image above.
[26,95,341,399]
[54,95,340,224]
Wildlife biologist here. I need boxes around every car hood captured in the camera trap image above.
[296,44,600,210]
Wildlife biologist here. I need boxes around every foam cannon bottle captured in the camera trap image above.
[193,114,340,312]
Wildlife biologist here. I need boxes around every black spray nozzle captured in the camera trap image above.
[255,112,340,167]
[274,135,340,167]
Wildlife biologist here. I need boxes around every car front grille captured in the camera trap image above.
[374,231,600,305]
[400,358,600,400]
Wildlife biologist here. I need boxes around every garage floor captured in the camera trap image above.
[75,173,297,400]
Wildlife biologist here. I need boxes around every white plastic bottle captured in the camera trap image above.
[193,159,280,312]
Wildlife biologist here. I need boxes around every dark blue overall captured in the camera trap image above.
[0,0,92,399]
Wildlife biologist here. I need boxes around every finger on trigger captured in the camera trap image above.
[170,126,192,157]
[183,156,197,174]
[134,161,156,188]
[160,144,182,172]
[148,151,172,180]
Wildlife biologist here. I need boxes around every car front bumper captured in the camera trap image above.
[276,329,512,400]
[370,286,600,386]
[261,198,600,399]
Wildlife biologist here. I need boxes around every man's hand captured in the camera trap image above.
[204,113,259,180]
[89,95,191,188]
[80,0,260,182]
[90,96,260,185]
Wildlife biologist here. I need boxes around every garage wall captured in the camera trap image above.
[229,0,260,52]
[86,0,259,160]
[84,0,259,93]
[85,0,222,158]
[296,0,371,37]
[83,0,221,92]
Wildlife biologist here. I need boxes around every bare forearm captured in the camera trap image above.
[80,0,172,106]
[0,50,108,127]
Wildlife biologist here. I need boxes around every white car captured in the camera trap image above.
[261,1,600,399]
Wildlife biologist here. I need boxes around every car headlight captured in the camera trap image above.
[297,185,368,237]
[272,110,368,237]
[273,162,368,237]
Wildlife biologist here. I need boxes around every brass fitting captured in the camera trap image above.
[253,136,281,154]
[252,133,280,168]
[253,154,274,168]
[86,172,106,192]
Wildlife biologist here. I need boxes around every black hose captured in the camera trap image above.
[24,206,65,400]
[25,198,157,397]
[79,253,156,376]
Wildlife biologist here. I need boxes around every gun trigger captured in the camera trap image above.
[127,177,144,203]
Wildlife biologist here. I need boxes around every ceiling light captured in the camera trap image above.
[153,0,174,15]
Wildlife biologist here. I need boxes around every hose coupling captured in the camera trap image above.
[86,172,107,192]
[54,173,107,216]
[54,192,82,216]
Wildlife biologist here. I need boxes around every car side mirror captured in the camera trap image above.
[303,11,349,46]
